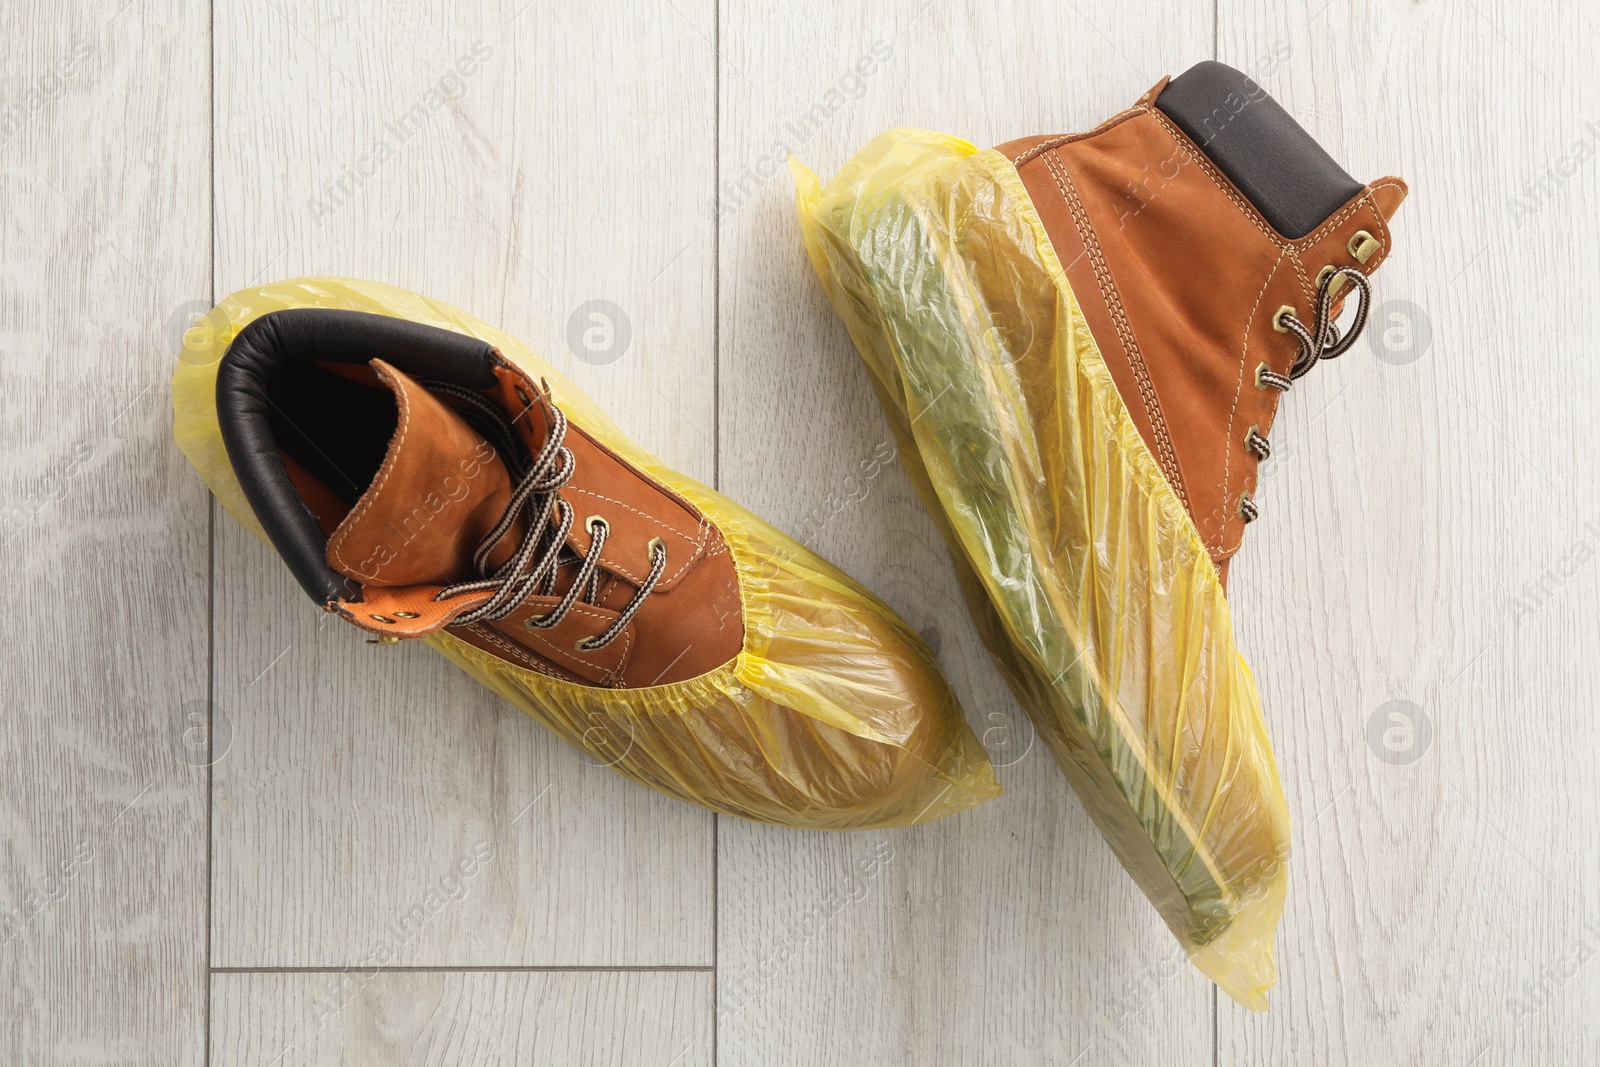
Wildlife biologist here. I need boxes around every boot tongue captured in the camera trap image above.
[325,360,514,588]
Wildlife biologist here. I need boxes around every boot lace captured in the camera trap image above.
[421,381,668,649]
[1241,266,1373,523]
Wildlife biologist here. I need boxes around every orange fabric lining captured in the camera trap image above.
[278,449,352,535]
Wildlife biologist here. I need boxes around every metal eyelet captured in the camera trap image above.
[1348,230,1381,264]
[1317,264,1353,298]
[1271,305,1297,333]
[369,614,395,624]
[585,515,608,537]
[394,611,420,619]
[646,536,666,561]
[574,636,598,652]
[1244,424,1271,460]
[1254,362,1271,390]
[514,385,533,407]
[1237,491,1259,522]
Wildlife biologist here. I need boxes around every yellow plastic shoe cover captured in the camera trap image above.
[173,277,998,831]
[793,131,1291,1008]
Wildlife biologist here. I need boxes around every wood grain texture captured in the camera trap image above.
[211,969,713,1066]
[0,2,210,1063]
[211,0,717,968]
[715,2,1218,1063]
[1217,1,1600,1064]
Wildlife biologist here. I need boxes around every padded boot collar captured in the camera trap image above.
[1153,60,1365,240]
[216,308,498,605]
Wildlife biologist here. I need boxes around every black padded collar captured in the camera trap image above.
[1155,61,1365,240]
[215,308,499,606]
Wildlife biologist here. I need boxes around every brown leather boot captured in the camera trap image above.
[221,319,745,686]
[178,280,998,830]
[794,61,1405,1006]
[996,61,1408,579]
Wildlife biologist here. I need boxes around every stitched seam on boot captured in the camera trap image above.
[329,366,414,575]
[339,591,489,637]
[1220,252,1290,555]
[474,612,633,685]
[515,602,633,678]
[466,623,566,679]
[1352,179,1403,257]
[1130,112,1401,556]
[562,420,714,569]
[564,487,707,586]
[1296,185,1400,251]
[1040,148,1191,512]
[1011,107,1145,167]
[1146,110,1286,246]
[1152,107,1401,258]
[1294,191,1395,297]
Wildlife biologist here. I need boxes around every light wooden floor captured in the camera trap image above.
[3,1,1597,1064]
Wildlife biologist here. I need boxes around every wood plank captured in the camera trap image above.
[211,0,717,967]
[716,2,1216,1062]
[1218,2,1600,1063]
[211,970,712,1066]
[0,2,210,1062]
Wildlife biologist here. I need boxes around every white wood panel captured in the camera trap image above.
[1219,1,1600,1064]
[716,3,1217,1063]
[211,969,713,1066]
[0,1,210,1062]
[211,0,717,967]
